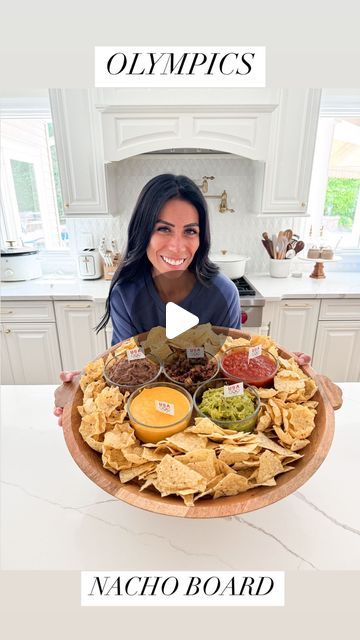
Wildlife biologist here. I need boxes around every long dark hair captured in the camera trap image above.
[96,173,219,332]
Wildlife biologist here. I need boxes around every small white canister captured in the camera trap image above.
[269,258,291,278]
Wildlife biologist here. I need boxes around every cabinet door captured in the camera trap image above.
[312,322,360,382]
[55,302,107,371]
[262,89,321,214]
[49,89,109,215]
[271,300,320,356]
[1,327,15,384]
[3,323,62,384]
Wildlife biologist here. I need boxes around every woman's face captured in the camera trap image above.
[147,198,200,275]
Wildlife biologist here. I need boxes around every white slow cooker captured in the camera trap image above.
[1,242,42,281]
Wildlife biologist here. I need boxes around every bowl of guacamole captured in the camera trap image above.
[193,378,260,432]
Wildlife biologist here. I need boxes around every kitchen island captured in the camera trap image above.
[1,384,359,571]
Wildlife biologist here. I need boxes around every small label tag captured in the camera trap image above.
[155,400,175,416]
[127,347,146,361]
[224,382,244,397]
[186,347,204,359]
[248,345,262,360]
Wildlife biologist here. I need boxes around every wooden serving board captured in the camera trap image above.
[62,329,342,519]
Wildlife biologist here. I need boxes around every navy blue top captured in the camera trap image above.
[110,269,241,345]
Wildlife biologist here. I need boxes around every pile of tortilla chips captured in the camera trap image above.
[77,325,318,506]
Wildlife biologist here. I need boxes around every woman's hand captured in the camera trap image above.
[293,352,311,366]
[54,370,81,427]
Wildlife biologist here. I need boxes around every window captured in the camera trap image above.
[0,118,69,250]
[309,114,360,250]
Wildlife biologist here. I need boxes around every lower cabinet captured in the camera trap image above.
[268,299,320,356]
[54,301,107,371]
[1,322,62,384]
[312,322,360,382]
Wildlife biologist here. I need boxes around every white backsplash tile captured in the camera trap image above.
[68,155,357,274]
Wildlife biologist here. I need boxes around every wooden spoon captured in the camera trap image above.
[262,238,274,258]
[294,240,305,255]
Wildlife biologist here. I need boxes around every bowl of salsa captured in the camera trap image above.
[193,377,260,432]
[127,382,193,443]
[221,346,278,388]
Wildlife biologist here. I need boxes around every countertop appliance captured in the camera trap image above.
[232,276,265,329]
[1,241,42,281]
[77,248,103,280]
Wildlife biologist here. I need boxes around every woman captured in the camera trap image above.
[98,173,241,343]
[54,173,311,423]
[54,174,242,422]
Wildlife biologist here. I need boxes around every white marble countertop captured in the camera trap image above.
[1,384,359,571]
[1,271,360,302]
[248,272,360,301]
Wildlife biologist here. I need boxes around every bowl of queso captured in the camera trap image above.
[127,382,193,443]
[193,377,260,432]
[221,346,278,388]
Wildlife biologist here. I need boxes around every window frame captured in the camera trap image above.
[311,92,360,252]
[0,96,69,254]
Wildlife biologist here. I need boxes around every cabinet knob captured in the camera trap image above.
[65,203,69,208]
[301,202,306,208]
[4,329,11,334]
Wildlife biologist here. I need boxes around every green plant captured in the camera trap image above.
[324,177,360,229]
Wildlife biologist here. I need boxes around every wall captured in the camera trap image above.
[68,155,312,274]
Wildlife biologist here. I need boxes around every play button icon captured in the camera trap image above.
[165,302,199,340]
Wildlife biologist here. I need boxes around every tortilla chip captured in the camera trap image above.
[153,455,207,495]
[256,450,284,483]
[213,473,249,498]
[179,449,218,481]
[165,431,208,452]
[120,462,157,483]
[79,412,107,440]
[95,386,125,416]
[102,447,132,473]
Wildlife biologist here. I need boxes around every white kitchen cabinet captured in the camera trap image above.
[269,299,321,356]
[49,89,110,215]
[1,327,15,384]
[54,301,107,371]
[105,323,113,350]
[261,89,321,214]
[2,322,62,384]
[312,322,360,382]
[312,299,360,381]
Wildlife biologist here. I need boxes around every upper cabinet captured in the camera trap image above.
[260,89,321,215]
[49,88,321,217]
[49,89,111,215]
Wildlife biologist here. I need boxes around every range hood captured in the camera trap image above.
[142,148,232,155]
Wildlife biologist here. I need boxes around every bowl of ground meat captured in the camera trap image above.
[163,349,219,393]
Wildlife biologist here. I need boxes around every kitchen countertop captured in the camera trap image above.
[1,384,359,571]
[248,272,360,301]
[1,271,360,302]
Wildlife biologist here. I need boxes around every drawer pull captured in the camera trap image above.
[65,304,91,309]
[283,304,312,309]
[4,329,11,334]
[0,310,13,314]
